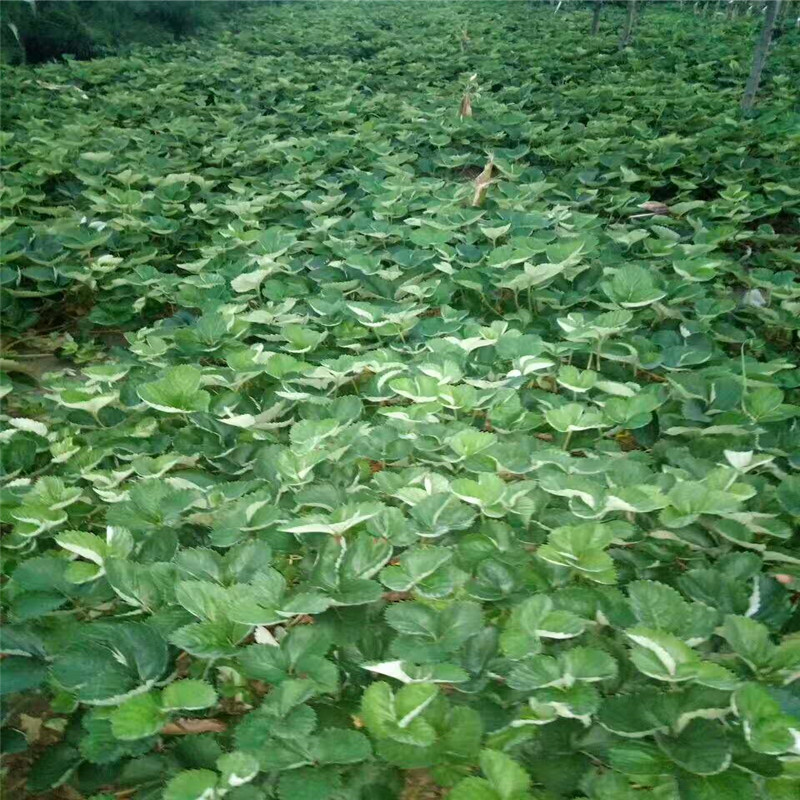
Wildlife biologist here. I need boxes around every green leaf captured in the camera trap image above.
[55,530,107,566]
[0,656,48,695]
[602,264,665,307]
[110,693,165,740]
[105,559,177,611]
[51,622,168,704]
[656,719,731,775]
[175,580,231,622]
[217,751,259,787]
[26,744,81,793]
[721,615,774,670]
[776,476,800,517]
[625,627,699,681]
[314,729,372,764]
[164,770,218,800]
[361,682,396,738]
[733,683,800,755]
[508,655,561,690]
[395,683,438,724]
[537,523,618,584]
[161,680,218,711]
[675,770,757,800]
[449,429,497,459]
[380,545,454,596]
[480,749,531,800]
[239,626,338,693]
[448,777,501,800]
[557,365,597,393]
[442,705,483,760]
[138,366,210,414]
[627,579,689,634]
[610,740,673,776]
[360,681,437,747]
[545,403,607,433]
[170,620,249,658]
[585,773,639,800]
[278,767,340,800]
[663,482,742,527]
[745,386,784,421]
[562,647,618,683]
[451,474,507,516]
[79,714,153,764]
[410,493,476,538]
[598,689,674,737]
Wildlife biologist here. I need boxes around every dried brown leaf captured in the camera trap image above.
[638,201,671,216]
[402,770,445,800]
[382,591,413,602]
[162,718,227,735]
[19,714,43,743]
[471,156,494,207]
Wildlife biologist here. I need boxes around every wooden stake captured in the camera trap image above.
[741,0,782,111]
[591,1,603,34]
[619,0,638,48]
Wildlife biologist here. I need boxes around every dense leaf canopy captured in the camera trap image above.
[1,2,799,799]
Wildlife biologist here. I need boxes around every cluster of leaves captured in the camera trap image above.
[1,2,799,799]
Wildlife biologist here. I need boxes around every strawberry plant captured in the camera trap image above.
[1,2,799,799]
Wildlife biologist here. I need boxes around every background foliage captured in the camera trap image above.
[0,1,249,65]
[1,2,799,799]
